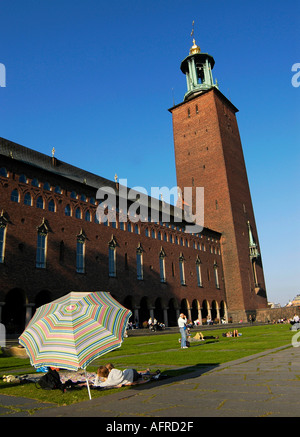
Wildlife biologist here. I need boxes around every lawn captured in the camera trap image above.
[0,324,295,407]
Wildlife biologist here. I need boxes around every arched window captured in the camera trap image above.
[85,210,91,222]
[65,204,71,216]
[196,256,202,287]
[43,182,51,191]
[80,194,86,202]
[48,199,55,212]
[19,174,27,183]
[0,167,8,177]
[90,197,96,205]
[70,191,77,199]
[31,178,39,187]
[0,213,8,263]
[24,192,32,206]
[179,253,186,285]
[136,244,143,280]
[36,196,44,209]
[76,231,86,273]
[75,207,81,219]
[108,236,117,277]
[36,220,48,269]
[55,186,62,194]
[11,189,19,202]
[159,248,166,283]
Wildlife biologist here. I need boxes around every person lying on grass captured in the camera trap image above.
[93,364,151,388]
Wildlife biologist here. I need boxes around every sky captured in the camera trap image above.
[0,0,299,306]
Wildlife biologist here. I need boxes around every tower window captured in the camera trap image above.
[0,217,7,263]
[136,245,143,280]
[187,108,190,118]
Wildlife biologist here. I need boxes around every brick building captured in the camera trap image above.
[0,40,267,333]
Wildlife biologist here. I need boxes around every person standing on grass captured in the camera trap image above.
[178,313,188,349]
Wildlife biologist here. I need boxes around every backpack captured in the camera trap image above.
[36,368,62,391]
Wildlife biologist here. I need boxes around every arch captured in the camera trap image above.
[201,299,209,322]
[220,300,228,322]
[168,298,178,327]
[191,299,200,322]
[154,297,164,323]
[139,296,149,325]
[1,288,26,334]
[34,289,52,313]
[123,295,134,323]
[211,300,219,321]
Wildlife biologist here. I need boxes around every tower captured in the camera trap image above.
[169,38,268,316]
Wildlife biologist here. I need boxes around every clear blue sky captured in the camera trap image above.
[0,0,299,306]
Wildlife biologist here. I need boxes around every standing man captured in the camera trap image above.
[178,313,188,349]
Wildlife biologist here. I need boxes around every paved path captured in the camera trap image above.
[1,343,299,418]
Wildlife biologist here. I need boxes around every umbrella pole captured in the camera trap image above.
[85,369,92,400]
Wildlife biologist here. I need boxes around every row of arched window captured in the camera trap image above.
[9,187,221,254]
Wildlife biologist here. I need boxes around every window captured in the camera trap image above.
[90,197,96,205]
[0,213,8,263]
[24,192,32,206]
[127,222,132,232]
[85,210,91,222]
[159,248,166,283]
[136,244,143,280]
[48,199,55,212]
[108,237,117,277]
[11,189,19,202]
[36,196,44,209]
[36,220,48,268]
[80,194,87,202]
[55,186,62,194]
[119,221,125,230]
[0,167,8,177]
[134,224,139,235]
[151,229,156,239]
[70,191,77,199]
[214,262,220,288]
[19,174,27,183]
[75,207,81,219]
[76,234,85,274]
[31,178,39,187]
[196,257,202,287]
[145,228,149,237]
[65,204,71,216]
[157,231,161,240]
[179,254,186,285]
[43,182,51,191]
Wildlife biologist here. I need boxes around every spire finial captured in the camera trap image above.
[189,21,200,54]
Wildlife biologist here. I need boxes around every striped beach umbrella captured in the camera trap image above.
[19,291,131,397]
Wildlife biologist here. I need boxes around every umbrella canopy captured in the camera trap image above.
[19,291,132,371]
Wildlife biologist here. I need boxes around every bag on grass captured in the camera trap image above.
[36,368,62,390]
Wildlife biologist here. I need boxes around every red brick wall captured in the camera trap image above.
[0,154,227,327]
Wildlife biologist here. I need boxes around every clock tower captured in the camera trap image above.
[169,39,268,316]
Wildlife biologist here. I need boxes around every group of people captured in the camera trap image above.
[178,313,243,347]
[148,317,165,332]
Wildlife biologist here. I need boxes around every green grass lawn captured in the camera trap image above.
[0,324,295,407]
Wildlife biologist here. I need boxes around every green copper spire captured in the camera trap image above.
[180,35,218,101]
